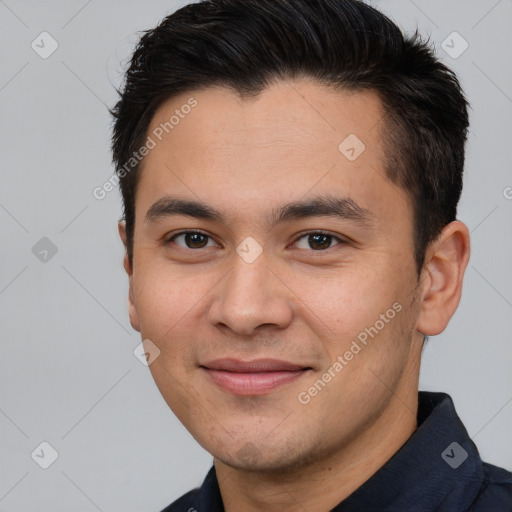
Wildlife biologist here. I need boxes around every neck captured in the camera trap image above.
[216,379,419,512]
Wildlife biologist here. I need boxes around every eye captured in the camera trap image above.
[294,232,343,251]
[169,231,217,249]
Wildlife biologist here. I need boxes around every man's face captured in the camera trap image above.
[125,80,425,471]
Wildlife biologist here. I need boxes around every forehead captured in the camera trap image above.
[136,80,410,231]
[146,80,385,160]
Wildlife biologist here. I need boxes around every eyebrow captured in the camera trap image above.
[145,197,223,223]
[270,196,374,227]
[145,195,374,228]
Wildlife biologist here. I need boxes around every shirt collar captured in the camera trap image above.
[334,391,485,511]
[192,392,485,512]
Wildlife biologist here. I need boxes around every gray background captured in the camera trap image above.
[0,0,511,510]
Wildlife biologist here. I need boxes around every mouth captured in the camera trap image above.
[200,358,312,396]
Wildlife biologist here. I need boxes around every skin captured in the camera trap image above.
[119,79,470,512]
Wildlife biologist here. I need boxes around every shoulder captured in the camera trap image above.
[470,462,512,511]
[158,465,221,512]
[159,488,200,512]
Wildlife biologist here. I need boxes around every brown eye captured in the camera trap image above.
[308,234,333,250]
[170,232,215,249]
[184,233,209,248]
[294,232,342,251]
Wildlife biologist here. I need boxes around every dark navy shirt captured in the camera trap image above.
[161,391,512,511]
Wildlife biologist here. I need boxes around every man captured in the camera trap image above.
[110,0,512,510]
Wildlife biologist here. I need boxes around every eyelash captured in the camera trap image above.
[166,230,345,251]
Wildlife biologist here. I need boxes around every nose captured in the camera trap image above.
[206,254,294,336]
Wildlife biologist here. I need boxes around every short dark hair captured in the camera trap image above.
[111,0,469,274]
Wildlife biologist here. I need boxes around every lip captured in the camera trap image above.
[200,358,311,395]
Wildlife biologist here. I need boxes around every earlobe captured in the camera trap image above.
[119,221,141,332]
[118,221,128,248]
[416,221,470,336]
[127,279,141,332]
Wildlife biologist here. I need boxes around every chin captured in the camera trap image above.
[213,438,324,475]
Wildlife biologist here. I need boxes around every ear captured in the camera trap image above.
[118,221,141,332]
[416,221,470,336]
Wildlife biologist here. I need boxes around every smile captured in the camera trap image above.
[200,358,312,395]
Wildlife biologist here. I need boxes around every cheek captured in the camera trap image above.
[131,262,205,340]
[293,264,399,341]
